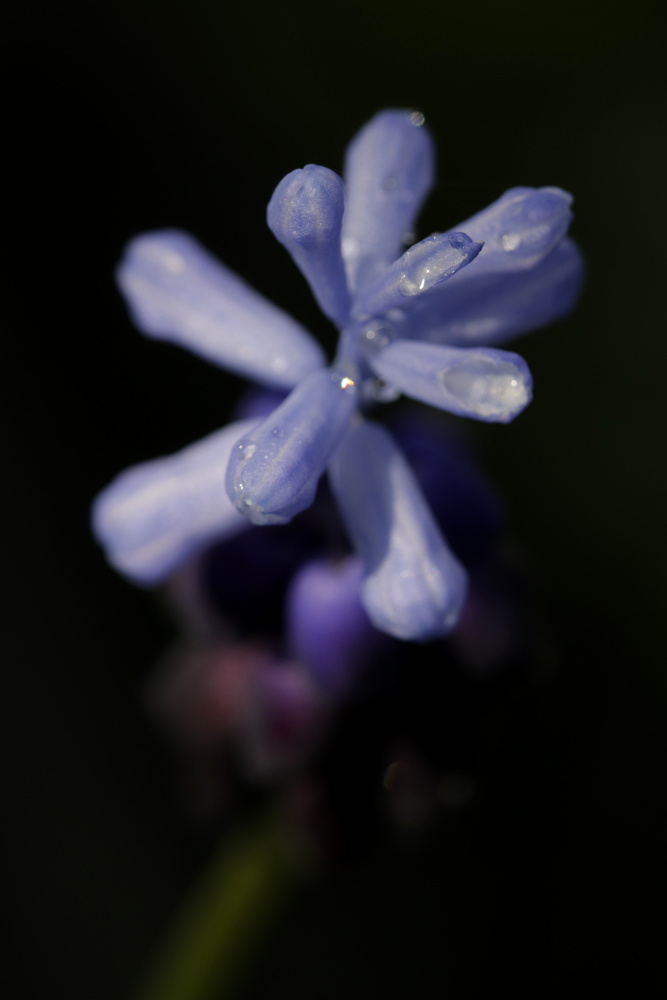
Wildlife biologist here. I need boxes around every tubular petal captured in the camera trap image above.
[225,368,359,526]
[400,238,584,347]
[370,341,532,422]
[92,419,257,584]
[353,232,483,320]
[328,421,467,641]
[341,109,436,293]
[388,414,505,561]
[450,186,573,277]
[116,230,326,389]
[267,165,351,327]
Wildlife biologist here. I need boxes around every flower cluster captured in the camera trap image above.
[93,110,582,641]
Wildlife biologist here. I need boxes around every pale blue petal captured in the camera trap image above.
[399,238,584,347]
[341,109,435,293]
[226,367,359,526]
[450,186,573,277]
[328,421,467,641]
[116,230,326,389]
[92,419,257,584]
[352,232,483,321]
[267,165,351,327]
[369,341,532,423]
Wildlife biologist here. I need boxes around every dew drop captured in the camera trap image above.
[361,321,395,352]
[342,236,359,259]
[361,375,401,404]
[440,359,529,419]
[386,308,406,324]
[501,232,521,252]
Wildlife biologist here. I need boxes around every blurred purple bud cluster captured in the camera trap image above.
[141,395,539,839]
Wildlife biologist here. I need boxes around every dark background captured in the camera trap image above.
[3,1,666,997]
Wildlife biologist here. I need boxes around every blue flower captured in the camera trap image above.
[93,110,583,641]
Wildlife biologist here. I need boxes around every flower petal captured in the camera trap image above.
[388,413,505,560]
[341,109,435,293]
[92,419,257,584]
[369,341,532,423]
[116,230,326,389]
[267,165,351,327]
[285,556,382,697]
[328,421,467,641]
[352,232,483,321]
[226,368,359,526]
[398,238,584,347]
[451,186,574,276]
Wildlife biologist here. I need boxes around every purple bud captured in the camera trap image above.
[267,165,350,327]
[285,556,383,697]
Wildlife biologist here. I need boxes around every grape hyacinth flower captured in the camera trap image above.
[93,110,583,641]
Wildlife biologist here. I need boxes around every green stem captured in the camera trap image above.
[135,809,294,1000]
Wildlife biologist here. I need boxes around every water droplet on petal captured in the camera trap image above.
[361,375,401,404]
[440,358,529,419]
[501,232,521,252]
[341,236,359,260]
[361,321,395,352]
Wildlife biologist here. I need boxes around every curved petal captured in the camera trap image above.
[267,165,350,327]
[116,230,326,389]
[226,367,359,526]
[370,341,532,422]
[388,413,505,561]
[352,232,482,321]
[92,419,257,584]
[398,238,584,347]
[341,109,436,292]
[450,186,573,277]
[328,421,467,641]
